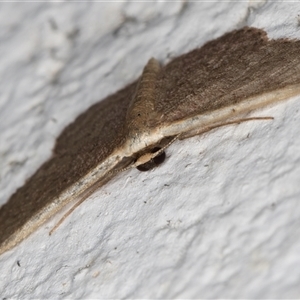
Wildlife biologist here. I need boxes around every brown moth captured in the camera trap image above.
[1,27,300,255]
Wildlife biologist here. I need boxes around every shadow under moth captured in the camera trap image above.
[1,27,300,255]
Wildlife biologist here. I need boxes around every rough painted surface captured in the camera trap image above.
[1,2,300,298]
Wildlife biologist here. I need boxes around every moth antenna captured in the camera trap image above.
[49,117,270,235]
[49,197,85,235]
[151,134,181,158]
[49,175,113,235]
[49,135,180,234]
[181,116,274,139]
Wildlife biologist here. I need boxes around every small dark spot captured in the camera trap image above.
[17,260,21,267]
[136,147,166,171]
[144,201,147,204]
[66,28,80,40]
[48,18,58,31]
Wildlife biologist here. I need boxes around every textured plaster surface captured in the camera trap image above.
[1,1,300,298]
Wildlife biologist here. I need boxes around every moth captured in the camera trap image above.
[1,27,300,255]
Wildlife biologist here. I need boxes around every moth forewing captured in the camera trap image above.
[161,85,300,140]
[0,150,131,255]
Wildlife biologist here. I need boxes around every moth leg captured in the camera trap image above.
[180,116,274,140]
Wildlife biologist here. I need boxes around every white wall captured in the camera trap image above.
[1,2,300,298]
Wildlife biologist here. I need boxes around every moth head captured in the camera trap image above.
[132,135,178,172]
[135,147,166,172]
